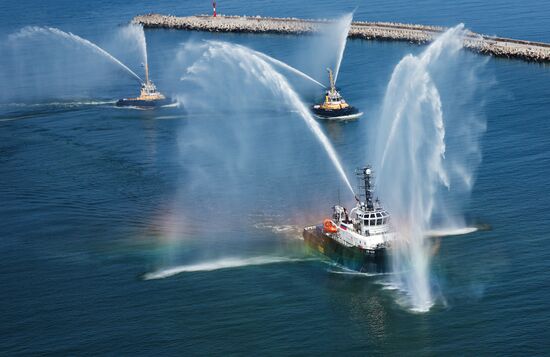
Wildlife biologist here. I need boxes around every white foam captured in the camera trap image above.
[427,226,478,237]
[327,269,382,277]
[1,100,115,107]
[143,256,309,280]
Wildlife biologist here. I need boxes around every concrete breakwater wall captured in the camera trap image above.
[133,14,550,62]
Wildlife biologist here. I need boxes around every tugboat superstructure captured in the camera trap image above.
[311,68,362,120]
[303,166,395,272]
[116,63,172,108]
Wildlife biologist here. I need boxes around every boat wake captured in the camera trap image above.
[143,256,312,280]
[327,267,387,277]
[0,100,118,122]
[0,100,116,108]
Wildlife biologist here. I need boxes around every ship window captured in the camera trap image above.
[364,219,369,226]
[376,213,382,217]
[377,219,382,225]
[382,218,387,224]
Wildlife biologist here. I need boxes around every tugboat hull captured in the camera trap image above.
[311,106,363,120]
[303,225,389,273]
[116,98,173,108]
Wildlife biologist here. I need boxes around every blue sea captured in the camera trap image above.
[1,0,550,355]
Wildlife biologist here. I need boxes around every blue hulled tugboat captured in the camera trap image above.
[116,63,172,108]
[303,166,395,272]
[311,68,362,120]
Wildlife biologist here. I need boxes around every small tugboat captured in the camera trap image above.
[311,68,362,120]
[116,63,172,108]
[303,166,395,272]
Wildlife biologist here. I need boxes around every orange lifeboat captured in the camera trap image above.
[323,219,338,233]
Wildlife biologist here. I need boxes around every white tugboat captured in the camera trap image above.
[311,68,362,120]
[303,166,395,272]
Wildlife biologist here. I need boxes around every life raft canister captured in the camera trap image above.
[323,219,338,233]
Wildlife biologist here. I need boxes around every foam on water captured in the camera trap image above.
[0,100,116,107]
[143,256,310,280]
[427,227,478,237]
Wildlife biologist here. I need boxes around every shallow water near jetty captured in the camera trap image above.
[1,0,550,355]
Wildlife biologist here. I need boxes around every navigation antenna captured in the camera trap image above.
[356,166,374,210]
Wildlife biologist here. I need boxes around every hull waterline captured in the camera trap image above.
[115,98,174,108]
[303,225,390,273]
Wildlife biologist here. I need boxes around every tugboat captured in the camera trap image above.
[311,68,362,120]
[116,63,172,108]
[303,166,395,272]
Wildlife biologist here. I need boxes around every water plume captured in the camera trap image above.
[252,50,326,88]
[371,24,485,312]
[332,12,354,84]
[119,24,148,80]
[183,40,354,196]
[289,12,355,88]
[9,26,142,83]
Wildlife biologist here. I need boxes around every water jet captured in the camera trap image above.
[371,24,485,312]
[116,24,173,108]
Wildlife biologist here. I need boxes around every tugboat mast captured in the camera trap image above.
[356,166,375,210]
[327,68,336,92]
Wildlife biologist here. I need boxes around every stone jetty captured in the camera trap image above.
[133,14,550,62]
